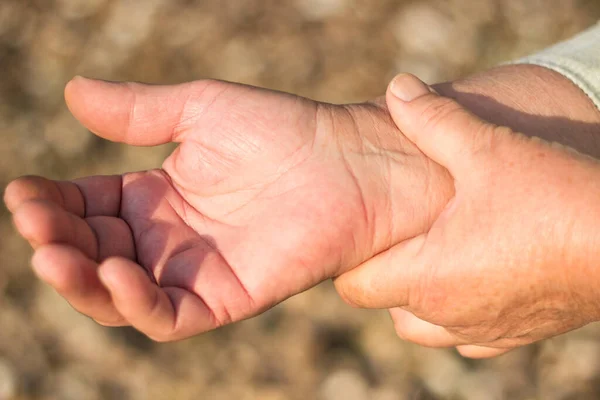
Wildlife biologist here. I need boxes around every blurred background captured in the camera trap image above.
[1,0,600,399]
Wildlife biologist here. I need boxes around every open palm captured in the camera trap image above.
[5,77,452,341]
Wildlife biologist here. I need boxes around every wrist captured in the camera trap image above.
[433,64,600,158]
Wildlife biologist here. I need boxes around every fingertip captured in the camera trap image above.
[389,308,462,348]
[97,257,122,290]
[456,345,512,359]
[64,76,132,144]
[333,275,365,308]
[334,235,426,309]
[31,244,81,290]
[385,74,435,146]
[3,179,19,213]
[64,76,87,110]
[4,176,56,214]
[388,73,433,103]
[65,75,84,90]
[32,245,127,325]
[67,77,207,146]
[11,200,59,246]
[98,258,221,340]
[65,76,106,97]
[11,201,37,242]
[31,245,57,283]
[385,73,488,174]
[65,75,112,99]
[98,257,148,294]
[97,258,177,340]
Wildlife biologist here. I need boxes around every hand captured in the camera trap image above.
[335,74,600,358]
[4,77,453,341]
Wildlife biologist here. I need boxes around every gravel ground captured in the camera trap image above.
[1,1,600,399]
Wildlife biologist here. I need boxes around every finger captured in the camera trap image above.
[389,308,464,348]
[334,234,427,309]
[32,244,126,326]
[85,217,136,261]
[98,257,219,342]
[456,345,513,359]
[65,76,219,146]
[4,176,84,216]
[12,200,135,262]
[13,200,97,257]
[4,175,122,217]
[386,73,498,175]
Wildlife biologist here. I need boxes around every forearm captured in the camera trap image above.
[433,64,600,158]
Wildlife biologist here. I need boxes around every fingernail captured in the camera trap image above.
[390,74,431,102]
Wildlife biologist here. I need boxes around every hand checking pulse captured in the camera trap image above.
[335,74,600,359]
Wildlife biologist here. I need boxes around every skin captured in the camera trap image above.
[335,73,600,358]
[4,75,453,341]
[4,64,600,355]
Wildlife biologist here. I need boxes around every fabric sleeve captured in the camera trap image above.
[514,22,600,111]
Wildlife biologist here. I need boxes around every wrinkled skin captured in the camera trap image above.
[4,77,452,341]
[7,64,600,357]
[335,73,600,359]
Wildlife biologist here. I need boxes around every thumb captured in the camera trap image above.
[334,234,428,309]
[386,74,495,174]
[64,76,214,146]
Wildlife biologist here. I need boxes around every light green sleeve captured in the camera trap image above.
[515,22,600,111]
